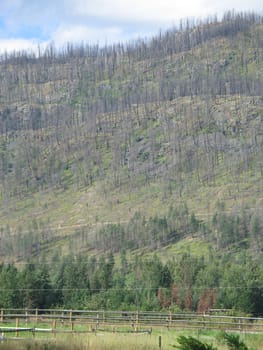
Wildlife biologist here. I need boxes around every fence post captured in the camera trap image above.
[35,308,38,323]
[25,308,28,325]
[135,310,139,332]
[202,314,205,329]
[169,311,172,329]
[159,335,162,350]
[96,313,99,330]
[0,309,3,323]
[16,318,19,337]
[52,320,57,338]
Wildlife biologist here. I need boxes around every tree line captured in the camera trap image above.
[0,248,263,315]
[0,202,262,315]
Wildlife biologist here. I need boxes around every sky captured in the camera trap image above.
[0,0,262,54]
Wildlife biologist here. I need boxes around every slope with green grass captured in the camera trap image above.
[0,12,263,262]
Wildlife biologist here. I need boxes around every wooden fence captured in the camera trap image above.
[0,308,263,338]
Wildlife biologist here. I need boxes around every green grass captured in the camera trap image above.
[1,329,263,350]
[159,238,211,260]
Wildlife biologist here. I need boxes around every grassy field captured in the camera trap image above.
[1,329,263,350]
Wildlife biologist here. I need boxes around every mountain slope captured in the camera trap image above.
[0,12,263,262]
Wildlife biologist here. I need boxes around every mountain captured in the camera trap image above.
[0,11,263,263]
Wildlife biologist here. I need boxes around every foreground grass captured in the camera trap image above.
[0,333,156,350]
[0,329,263,350]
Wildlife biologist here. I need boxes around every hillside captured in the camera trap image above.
[0,11,263,263]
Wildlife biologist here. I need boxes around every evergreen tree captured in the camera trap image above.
[19,262,39,309]
[0,264,19,308]
[35,264,54,309]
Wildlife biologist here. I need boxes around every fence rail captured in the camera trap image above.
[1,308,263,338]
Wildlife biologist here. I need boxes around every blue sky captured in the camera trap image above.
[0,0,262,53]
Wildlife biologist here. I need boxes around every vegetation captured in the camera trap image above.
[175,333,251,350]
[221,332,249,350]
[175,335,217,350]
[0,11,263,315]
[0,230,263,314]
[0,331,261,350]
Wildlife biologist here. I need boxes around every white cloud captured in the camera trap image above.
[0,0,262,53]
[51,24,124,47]
[73,0,213,24]
[0,38,40,55]
[72,0,263,24]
